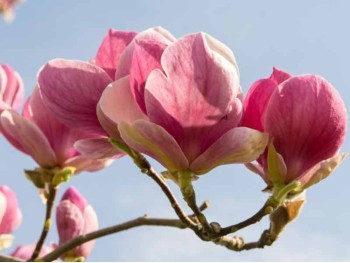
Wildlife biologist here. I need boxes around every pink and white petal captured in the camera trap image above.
[38,58,112,135]
[65,156,114,174]
[264,75,347,180]
[77,205,98,258]
[298,153,347,190]
[130,39,167,113]
[241,78,277,131]
[95,29,137,79]
[190,127,268,175]
[269,67,293,85]
[74,137,124,159]
[118,120,189,172]
[115,26,175,80]
[0,110,57,167]
[0,185,22,234]
[145,33,240,161]
[0,65,24,111]
[97,76,147,137]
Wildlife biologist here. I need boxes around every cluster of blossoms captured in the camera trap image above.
[0,26,347,261]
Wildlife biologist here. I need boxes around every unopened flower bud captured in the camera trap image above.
[56,187,98,261]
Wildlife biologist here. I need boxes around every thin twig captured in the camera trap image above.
[0,254,22,262]
[40,215,187,262]
[30,184,58,261]
[218,199,274,236]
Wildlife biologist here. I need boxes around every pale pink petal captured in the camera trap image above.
[241,78,277,131]
[190,127,268,175]
[95,29,137,79]
[129,39,167,113]
[0,185,22,234]
[118,120,189,172]
[115,27,175,80]
[0,65,24,111]
[11,244,52,260]
[38,58,112,135]
[97,76,147,137]
[245,162,266,181]
[74,137,123,159]
[145,33,241,162]
[0,110,57,167]
[65,156,114,174]
[269,67,293,85]
[264,75,347,181]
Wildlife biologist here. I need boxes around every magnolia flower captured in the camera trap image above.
[0,87,112,177]
[243,68,347,194]
[0,185,22,250]
[0,0,22,22]
[0,64,24,113]
[56,187,98,261]
[98,32,268,179]
[10,243,52,260]
[38,27,174,157]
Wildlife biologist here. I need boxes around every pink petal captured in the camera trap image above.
[0,65,24,111]
[38,58,112,135]
[0,185,22,234]
[129,39,167,113]
[0,110,57,167]
[61,186,88,213]
[269,67,293,85]
[65,155,113,174]
[118,120,189,172]
[241,78,277,131]
[11,244,52,260]
[97,76,147,137]
[95,29,137,79]
[145,33,241,162]
[190,127,268,175]
[264,75,347,181]
[115,27,175,80]
[74,137,124,159]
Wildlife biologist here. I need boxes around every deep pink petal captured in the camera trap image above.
[97,76,147,137]
[145,33,241,161]
[190,127,268,174]
[0,65,24,111]
[241,78,277,131]
[115,27,175,80]
[118,120,189,172]
[61,186,88,213]
[95,29,137,79]
[130,40,167,114]
[269,67,293,85]
[264,75,347,181]
[38,59,112,135]
[0,185,22,234]
[0,110,57,167]
[74,137,124,159]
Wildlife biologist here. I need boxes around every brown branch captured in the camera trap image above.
[30,184,58,261]
[39,215,187,262]
[0,254,23,262]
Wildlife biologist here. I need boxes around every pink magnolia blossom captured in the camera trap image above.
[98,32,268,176]
[0,0,21,21]
[243,68,347,191]
[0,64,24,113]
[56,187,98,261]
[10,243,52,260]
[38,27,176,158]
[0,87,112,173]
[0,185,22,250]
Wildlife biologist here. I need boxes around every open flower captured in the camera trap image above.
[98,32,268,179]
[38,27,175,158]
[0,64,24,113]
[0,185,22,250]
[0,87,113,183]
[243,68,347,194]
[56,187,98,261]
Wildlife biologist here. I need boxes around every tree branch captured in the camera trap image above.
[30,184,58,261]
[0,254,22,262]
[39,215,187,262]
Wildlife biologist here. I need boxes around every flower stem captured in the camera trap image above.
[30,184,57,261]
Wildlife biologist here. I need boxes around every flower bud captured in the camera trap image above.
[0,185,22,250]
[10,243,52,260]
[56,187,98,261]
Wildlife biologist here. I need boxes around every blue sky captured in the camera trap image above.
[0,0,349,261]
